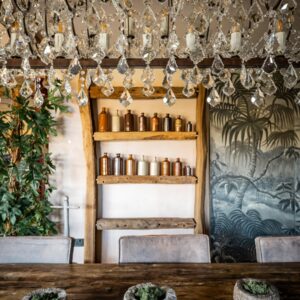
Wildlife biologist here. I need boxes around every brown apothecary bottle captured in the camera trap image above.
[173,158,182,176]
[124,109,134,132]
[163,113,172,131]
[125,154,136,175]
[100,152,110,175]
[98,107,108,132]
[151,113,160,131]
[175,115,183,132]
[161,158,170,176]
[138,112,147,132]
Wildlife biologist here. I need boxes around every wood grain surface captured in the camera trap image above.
[0,263,299,299]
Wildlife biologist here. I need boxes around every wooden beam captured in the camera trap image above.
[97,175,197,184]
[194,85,207,234]
[96,218,196,230]
[89,86,192,100]
[93,131,197,141]
[4,56,298,69]
[80,85,97,263]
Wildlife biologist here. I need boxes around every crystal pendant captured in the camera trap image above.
[261,76,277,96]
[222,79,235,97]
[202,71,215,89]
[262,55,277,74]
[211,54,224,76]
[64,79,72,95]
[191,65,203,85]
[77,87,88,106]
[93,65,107,87]
[33,87,44,108]
[85,70,92,89]
[63,30,77,57]
[163,88,176,106]
[162,73,172,89]
[283,64,298,89]
[117,55,129,75]
[123,71,133,90]
[143,85,155,97]
[206,87,221,107]
[68,57,82,77]
[218,69,231,82]
[115,34,128,55]
[20,80,33,98]
[119,88,133,107]
[183,81,195,98]
[240,64,255,89]
[142,4,157,29]
[251,87,265,107]
[166,56,178,75]
[167,31,180,54]
[21,57,31,77]
[141,65,155,85]
[101,81,114,97]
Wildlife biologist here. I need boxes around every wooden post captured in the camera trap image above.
[194,85,207,234]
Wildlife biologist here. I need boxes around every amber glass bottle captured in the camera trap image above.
[98,108,108,132]
[124,110,134,132]
[151,113,160,131]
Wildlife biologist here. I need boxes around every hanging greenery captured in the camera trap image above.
[0,81,68,236]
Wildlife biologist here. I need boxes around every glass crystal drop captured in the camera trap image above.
[183,82,195,98]
[119,88,133,107]
[101,81,114,97]
[115,34,128,55]
[249,1,264,24]
[283,64,298,89]
[0,66,9,86]
[143,85,155,97]
[218,69,231,82]
[123,72,133,90]
[240,64,255,89]
[85,70,92,89]
[77,87,88,106]
[142,4,157,29]
[262,55,277,74]
[261,76,277,96]
[20,80,33,98]
[33,88,44,108]
[93,65,107,87]
[191,66,203,85]
[64,79,72,95]
[211,54,224,76]
[166,56,178,75]
[163,88,176,106]
[222,79,235,97]
[167,31,180,54]
[251,87,265,107]
[207,87,221,107]
[201,71,215,89]
[21,57,31,77]
[141,65,155,85]
[162,73,172,89]
[68,57,82,76]
[63,30,77,56]
[117,55,129,75]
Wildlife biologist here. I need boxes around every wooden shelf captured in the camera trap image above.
[96,218,196,230]
[97,175,197,184]
[93,131,197,141]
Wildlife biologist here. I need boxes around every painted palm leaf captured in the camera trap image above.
[266,130,299,148]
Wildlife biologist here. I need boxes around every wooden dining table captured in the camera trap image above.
[0,263,300,299]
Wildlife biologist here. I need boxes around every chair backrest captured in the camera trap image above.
[119,234,210,263]
[0,236,73,263]
[255,236,300,263]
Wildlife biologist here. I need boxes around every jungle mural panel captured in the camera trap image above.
[210,72,300,262]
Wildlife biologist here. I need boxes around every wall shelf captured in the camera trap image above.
[93,131,197,141]
[96,218,196,230]
[97,175,197,184]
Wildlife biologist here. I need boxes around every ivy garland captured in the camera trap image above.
[0,81,68,236]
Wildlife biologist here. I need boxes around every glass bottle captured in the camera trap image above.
[98,107,108,132]
[124,109,134,132]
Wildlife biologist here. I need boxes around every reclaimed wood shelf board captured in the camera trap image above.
[93,131,197,141]
[96,175,197,184]
[96,218,196,230]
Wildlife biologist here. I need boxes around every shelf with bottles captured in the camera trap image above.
[98,153,197,184]
[95,108,197,141]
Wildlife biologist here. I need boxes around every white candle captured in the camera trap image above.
[111,110,121,132]
[275,31,286,53]
[161,15,169,38]
[138,156,149,176]
[150,158,160,176]
[98,32,109,51]
[230,31,241,52]
[55,32,64,52]
[186,32,196,52]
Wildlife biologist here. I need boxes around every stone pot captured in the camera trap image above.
[123,282,176,300]
[233,278,280,300]
[22,288,67,300]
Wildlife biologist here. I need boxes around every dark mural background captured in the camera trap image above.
[209,73,300,262]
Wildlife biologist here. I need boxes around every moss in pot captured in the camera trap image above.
[22,288,66,300]
[233,278,280,300]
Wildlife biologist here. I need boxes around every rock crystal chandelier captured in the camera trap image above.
[0,0,300,107]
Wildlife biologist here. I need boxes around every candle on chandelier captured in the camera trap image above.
[230,22,242,52]
[275,19,286,53]
[54,20,65,52]
[98,21,109,51]
[160,9,169,39]
[186,26,197,52]
[10,21,20,49]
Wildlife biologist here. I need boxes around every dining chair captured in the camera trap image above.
[0,236,73,263]
[255,236,300,263]
[119,234,211,263]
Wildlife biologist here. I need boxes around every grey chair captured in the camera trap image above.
[255,236,300,263]
[0,236,73,263]
[119,234,211,263]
